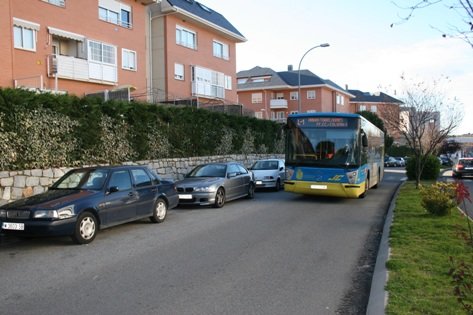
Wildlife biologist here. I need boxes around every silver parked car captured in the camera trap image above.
[250,159,285,191]
[175,162,255,208]
[393,157,406,167]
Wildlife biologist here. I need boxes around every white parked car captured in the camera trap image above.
[249,159,285,191]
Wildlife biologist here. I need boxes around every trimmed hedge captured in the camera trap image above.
[406,154,441,181]
[0,88,283,170]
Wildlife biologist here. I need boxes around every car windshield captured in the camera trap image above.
[51,169,109,190]
[252,161,279,170]
[187,164,227,178]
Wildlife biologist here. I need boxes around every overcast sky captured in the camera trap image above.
[201,0,473,135]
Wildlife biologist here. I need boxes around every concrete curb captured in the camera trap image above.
[366,181,404,315]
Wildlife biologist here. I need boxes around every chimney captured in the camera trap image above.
[288,65,293,71]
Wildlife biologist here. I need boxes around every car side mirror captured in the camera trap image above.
[108,186,119,194]
[279,167,284,171]
[227,172,237,178]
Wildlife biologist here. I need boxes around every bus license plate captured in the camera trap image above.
[2,222,25,230]
[311,185,327,190]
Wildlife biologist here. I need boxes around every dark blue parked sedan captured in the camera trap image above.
[0,165,178,244]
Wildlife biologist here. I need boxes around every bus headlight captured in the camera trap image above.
[346,171,358,184]
[285,168,294,180]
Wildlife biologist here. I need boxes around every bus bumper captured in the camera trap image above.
[284,180,365,198]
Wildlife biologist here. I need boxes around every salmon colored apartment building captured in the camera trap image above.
[237,66,354,123]
[348,89,404,143]
[149,0,246,106]
[0,0,156,99]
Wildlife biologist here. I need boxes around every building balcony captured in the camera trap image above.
[139,0,158,4]
[270,117,287,124]
[192,82,225,99]
[270,99,288,109]
[47,54,117,85]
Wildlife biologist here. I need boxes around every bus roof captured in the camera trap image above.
[287,112,361,119]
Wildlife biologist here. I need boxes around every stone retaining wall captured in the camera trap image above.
[0,154,283,205]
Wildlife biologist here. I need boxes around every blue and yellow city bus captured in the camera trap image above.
[284,112,384,198]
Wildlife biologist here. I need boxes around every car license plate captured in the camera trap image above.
[311,185,327,190]
[2,222,25,230]
[179,194,193,200]
[256,180,263,185]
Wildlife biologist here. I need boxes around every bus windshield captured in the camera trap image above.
[286,118,360,167]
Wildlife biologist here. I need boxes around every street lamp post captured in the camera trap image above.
[297,43,330,113]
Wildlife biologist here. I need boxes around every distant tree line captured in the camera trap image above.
[0,88,284,170]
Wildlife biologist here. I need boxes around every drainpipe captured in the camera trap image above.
[148,2,178,103]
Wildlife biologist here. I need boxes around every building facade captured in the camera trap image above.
[1,0,155,100]
[237,66,353,123]
[149,0,246,106]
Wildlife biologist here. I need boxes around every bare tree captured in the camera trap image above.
[381,75,463,187]
[392,0,473,48]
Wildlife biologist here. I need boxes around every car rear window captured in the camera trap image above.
[460,159,473,167]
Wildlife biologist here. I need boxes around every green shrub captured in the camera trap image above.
[214,127,234,156]
[0,88,283,170]
[406,154,440,180]
[419,182,457,216]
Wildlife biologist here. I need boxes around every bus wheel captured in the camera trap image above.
[359,178,369,199]
[372,169,380,189]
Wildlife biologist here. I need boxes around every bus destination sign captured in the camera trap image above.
[297,117,349,128]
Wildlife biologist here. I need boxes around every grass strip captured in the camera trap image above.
[386,181,473,315]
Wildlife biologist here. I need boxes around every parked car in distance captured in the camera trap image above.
[0,165,179,244]
[452,157,473,178]
[250,159,285,191]
[439,156,453,166]
[175,162,255,208]
[393,157,406,167]
[384,156,397,167]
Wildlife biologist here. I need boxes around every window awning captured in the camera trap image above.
[48,27,85,42]
[13,18,40,31]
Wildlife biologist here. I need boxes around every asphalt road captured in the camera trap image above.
[0,170,405,315]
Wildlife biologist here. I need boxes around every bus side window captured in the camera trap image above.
[361,130,368,147]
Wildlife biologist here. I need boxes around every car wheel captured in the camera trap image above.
[274,179,281,191]
[213,187,225,208]
[71,212,97,245]
[247,183,255,199]
[150,198,167,223]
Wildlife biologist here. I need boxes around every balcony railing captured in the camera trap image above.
[270,117,287,124]
[270,99,288,109]
[14,75,44,90]
[47,54,117,84]
[192,82,225,99]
